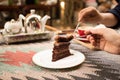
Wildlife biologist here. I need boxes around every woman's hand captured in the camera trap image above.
[78,6,118,27]
[85,27,120,54]
[78,7,103,24]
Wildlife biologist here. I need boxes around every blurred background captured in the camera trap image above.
[0,0,118,30]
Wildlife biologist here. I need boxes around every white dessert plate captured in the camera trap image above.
[32,49,85,69]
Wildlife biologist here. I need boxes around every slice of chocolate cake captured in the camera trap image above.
[52,34,73,61]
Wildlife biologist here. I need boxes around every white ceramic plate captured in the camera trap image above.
[32,49,85,69]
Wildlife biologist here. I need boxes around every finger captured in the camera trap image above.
[91,39,100,48]
[78,8,88,21]
[99,39,106,50]
[90,39,95,45]
[90,28,106,35]
[79,11,91,22]
[86,35,92,41]
[89,35,100,47]
[89,36,95,42]
[89,38,99,48]
[79,7,97,22]
[88,36,97,46]
[78,11,86,22]
[87,34,101,49]
[84,29,92,35]
[78,7,93,22]
[96,39,100,47]
[87,35,100,49]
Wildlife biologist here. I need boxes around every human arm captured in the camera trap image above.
[100,13,118,27]
[85,28,120,54]
[78,5,119,27]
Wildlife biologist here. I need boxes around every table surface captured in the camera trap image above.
[0,35,120,80]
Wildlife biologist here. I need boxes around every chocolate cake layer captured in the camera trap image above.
[55,35,73,42]
[52,50,72,61]
[54,42,70,47]
[53,45,69,50]
[52,48,69,54]
[52,34,73,62]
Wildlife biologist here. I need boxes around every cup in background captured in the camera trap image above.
[78,29,86,38]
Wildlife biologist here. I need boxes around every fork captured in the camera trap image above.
[73,22,81,37]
